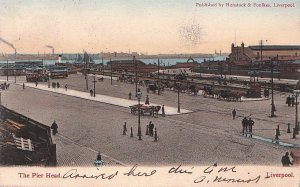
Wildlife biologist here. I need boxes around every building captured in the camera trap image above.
[107,59,158,74]
[227,43,300,79]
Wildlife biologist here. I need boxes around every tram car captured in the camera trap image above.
[25,68,48,82]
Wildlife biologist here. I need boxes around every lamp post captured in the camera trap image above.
[137,90,142,140]
[93,73,96,97]
[270,57,276,117]
[176,81,181,113]
[6,60,8,81]
[48,72,51,88]
[134,56,138,97]
[293,90,300,132]
[14,69,16,83]
[110,58,113,85]
[157,58,160,95]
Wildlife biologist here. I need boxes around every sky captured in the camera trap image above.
[0,0,299,54]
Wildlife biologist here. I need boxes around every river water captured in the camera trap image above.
[0,56,227,66]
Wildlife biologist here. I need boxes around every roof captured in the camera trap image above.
[249,45,300,51]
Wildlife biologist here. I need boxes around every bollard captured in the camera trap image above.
[277,125,280,136]
[292,128,296,139]
[287,123,291,133]
[146,125,149,135]
[130,127,133,137]
[154,128,158,142]
[123,122,127,135]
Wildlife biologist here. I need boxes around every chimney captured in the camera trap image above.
[241,42,245,53]
[58,55,62,63]
[231,43,235,52]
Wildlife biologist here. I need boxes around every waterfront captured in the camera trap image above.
[1,74,299,166]
[0,55,227,66]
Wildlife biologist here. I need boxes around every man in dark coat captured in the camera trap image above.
[232,109,236,120]
[281,152,293,167]
[145,95,150,105]
[149,121,154,137]
[291,96,295,107]
[90,89,93,96]
[242,117,248,136]
[286,96,291,107]
[162,105,165,117]
[51,121,58,135]
[248,118,254,138]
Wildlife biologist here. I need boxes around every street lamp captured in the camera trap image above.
[157,58,160,95]
[110,58,113,85]
[93,74,96,97]
[14,69,16,83]
[176,81,181,113]
[137,89,142,140]
[293,90,300,132]
[6,60,8,81]
[134,56,138,97]
[270,57,276,117]
[48,72,51,88]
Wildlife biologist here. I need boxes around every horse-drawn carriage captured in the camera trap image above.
[202,85,243,102]
[129,104,161,117]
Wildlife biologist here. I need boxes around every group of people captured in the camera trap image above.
[0,82,9,90]
[242,117,255,137]
[286,95,295,107]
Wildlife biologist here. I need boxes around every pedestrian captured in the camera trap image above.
[50,120,58,135]
[96,151,102,161]
[162,105,165,117]
[65,84,68,91]
[123,122,127,135]
[90,89,93,96]
[276,125,281,136]
[22,83,25,90]
[281,152,293,167]
[286,96,291,107]
[129,92,132,100]
[94,151,103,167]
[149,121,154,137]
[242,117,247,136]
[232,109,236,120]
[291,96,295,107]
[35,81,38,87]
[145,95,150,105]
[248,118,254,138]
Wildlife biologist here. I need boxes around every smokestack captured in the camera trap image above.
[58,54,62,63]
[45,45,54,56]
[0,37,16,57]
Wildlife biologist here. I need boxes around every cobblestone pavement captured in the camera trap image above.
[0,75,299,166]
[16,82,192,115]
[53,133,125,167]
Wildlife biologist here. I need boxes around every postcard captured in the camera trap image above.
[0,0,299,186]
